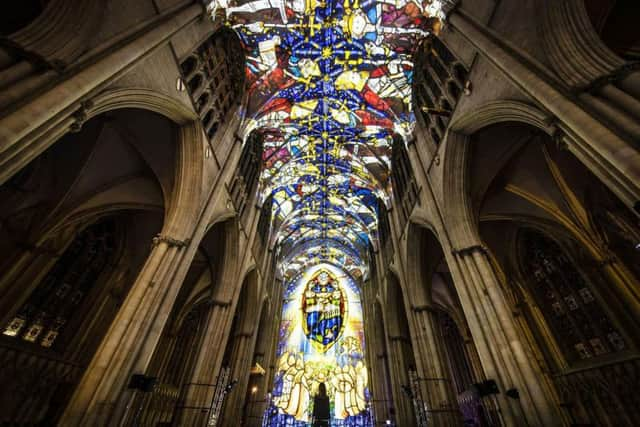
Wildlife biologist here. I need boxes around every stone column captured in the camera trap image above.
[447,8,640,208]
[179,299,237,427]
[447,245,562,426]
[220,329,259,427]
[361,300,390,425]
[59,235,194,425]
[247,300,283,426]
[373,350,394,424]
[386,335,415,426]
[410,306,461,426]
[0,2,204,184]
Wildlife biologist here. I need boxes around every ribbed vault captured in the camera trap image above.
[206,0,450,280]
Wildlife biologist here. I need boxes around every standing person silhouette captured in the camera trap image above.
[312,382,331,427]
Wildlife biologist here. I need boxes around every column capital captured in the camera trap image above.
[388,335,409,343]
[234,331,253,338]
[547,121,570,151]
[411,304,436,313]
[152,234,190,248]
[69,100,94,133]
[210,298,232,307]
[451,244,487,256]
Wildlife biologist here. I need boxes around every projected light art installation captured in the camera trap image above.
[204,0,448,424]
[269,264,369,424]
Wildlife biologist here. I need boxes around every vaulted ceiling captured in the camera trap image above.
[207,0,449,279]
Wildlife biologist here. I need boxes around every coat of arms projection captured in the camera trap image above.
[204,0,447,424]
[302,269,346,352]
[268,264,369,424]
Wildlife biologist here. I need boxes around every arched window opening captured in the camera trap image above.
[180,55,198,78]
[180,29,245,144]
[257,195,273,246]
[432,37,456,66]
[453,63,468,86]
[518,229,627,363]
[202,109,214,128]
[391,136,418,231]
[196,91,211,111]
[424,72,443,100]
[231,132,264,218]
[413,36,468,148]
[377,197,392,265]
[430,128,441,145]
[3,217,118,349]
[447,81,461,101]
[207,121,220,139]
[441,98,452,113]
[187,73,203,94]
[427,53,449,84]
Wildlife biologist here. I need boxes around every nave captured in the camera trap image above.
[0,0,639,426]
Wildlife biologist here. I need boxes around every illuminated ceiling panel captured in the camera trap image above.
[207,0,447,277]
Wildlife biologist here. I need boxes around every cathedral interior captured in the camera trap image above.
[0,0,639,426]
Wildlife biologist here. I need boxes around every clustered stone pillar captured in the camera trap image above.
[386,334,415,426]
[179,299,237,427]
[373,349,393,423]
[447,245,561,426]
[60,235,195,425]
[362,299,392,424]
[220,328,260,427]
[410,306,461,426]
[247,295,283,426]
[446,7,640,209]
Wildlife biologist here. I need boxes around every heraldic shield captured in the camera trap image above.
[301,269,346,352]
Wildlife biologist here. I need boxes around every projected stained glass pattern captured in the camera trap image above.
[203,1,449,424]
[268,264,369,423]
[206,0,447,271]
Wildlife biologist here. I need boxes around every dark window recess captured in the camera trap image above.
[518,229,627,364]
[3,218,117,349]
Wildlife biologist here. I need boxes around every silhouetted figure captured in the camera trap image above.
[312,383,331,427]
